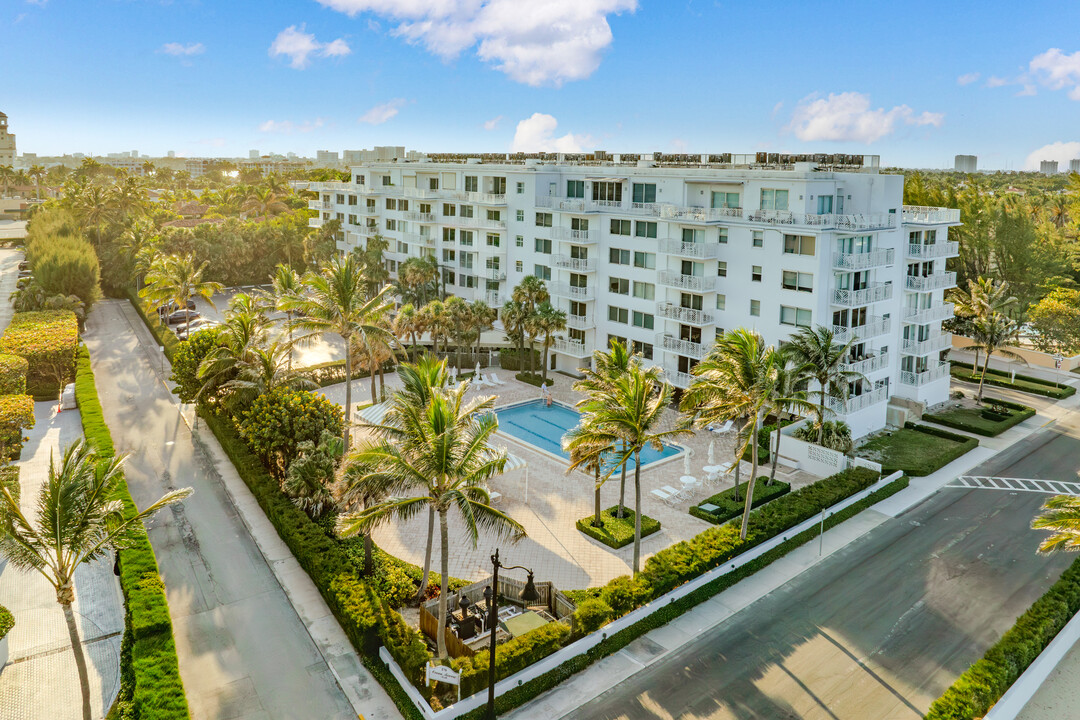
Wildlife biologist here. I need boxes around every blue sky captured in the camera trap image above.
[3,0,1080,170]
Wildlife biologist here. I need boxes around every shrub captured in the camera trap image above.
[600,575,652,617]
[0,310,79,398]
[0,465,18,504]
[794,420,853,453]
[0,394,35,461]
[572,598,613,639]
[499,348,540,372]
[950,361,1075,399]
[576,507,661,549]
[169,328,226,404]
[453,621,572,697]
[0,603,13,641]
[516,372,553,388]
[689,478,790,525]
[238,389,344,476]
[29,233,102,311]
[0,354,28,395]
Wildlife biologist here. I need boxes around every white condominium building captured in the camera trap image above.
[308,152,961,437]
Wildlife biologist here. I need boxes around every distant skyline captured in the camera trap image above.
[3,0,1080,170]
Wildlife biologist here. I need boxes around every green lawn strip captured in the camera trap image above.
[857,424,978,477]
[923,399,1036,437]
[690,478,790,524]
[950,361,1075,399]
[576,507,661,549]
[75,345,191,720]
[926,555,1080,720]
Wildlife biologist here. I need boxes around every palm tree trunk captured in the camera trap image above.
[369,358,377,401]
[632,450,642,575]
[62,600,93,720]
[740,417,761,541]
[542,338,550,382]
[343,340,353,451]
[978,350,993,400]
[593,465,602,527]
[437,509,450,659]
[818,384,827,444]
[732,451,741,503]
[363,532,374,576]
[415,506,435,603]
[286,311,294,373]
[377,363,386,401]
[618,444,627,519]
[769,420,782,486]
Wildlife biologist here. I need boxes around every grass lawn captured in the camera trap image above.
[923,402,1035,437]
[576,506,660,549]
[857,426,978,476]
[690,478,790,524]
[951,363,1075,399]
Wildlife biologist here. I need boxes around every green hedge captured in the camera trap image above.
[924,401,1036,437]
[515,372,553,388]
[950,361,1076,399]
[576,507,661,549]
[453,622,572,697]
[0,353,28,395]
[858,424,978,477]
[926,556,1080,719]
[74,345,190,719]
[499,348,540,372]
[126,293,180,361]
[0,603,13,641]
[0,465,20,505]
[0,310,79,398]
[689,479,790,524]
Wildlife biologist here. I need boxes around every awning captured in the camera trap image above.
[585,176,627,182]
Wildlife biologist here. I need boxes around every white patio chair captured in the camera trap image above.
[662,484,685,503]
[650,487,673,504]
[488,372,505,386]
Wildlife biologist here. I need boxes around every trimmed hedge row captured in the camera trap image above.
[950,361,1076,399]
[576,507,661,549]
[926,556,1080,719]
[689,478,790,525]
[0,603,13,641]
[126,292,180,361]
[74,345,190,719]
[0,465,18,504]
[924,400,1036,437]
[515,372,553,388]
[453,621,572,698]
[0,394,34,462]
[0,353,28,395]
[0,310,79,398]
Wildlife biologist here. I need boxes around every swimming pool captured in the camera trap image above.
[495,400,682,470]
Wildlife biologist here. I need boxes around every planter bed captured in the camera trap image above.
[923,398,1036,437]
[689,478,790,524]
[857,424,978,476]
[576,507,661,549]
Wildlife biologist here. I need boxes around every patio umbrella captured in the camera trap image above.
[475,361,482,380]
[708,440,715,465]
[683,452,691,476]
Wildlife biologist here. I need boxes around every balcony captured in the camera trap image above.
[661,205,743,223]
[658,270,717,292]
[902,332,953,355]
[906,241,960,259]
[656,302,715,326]
[833,248,895,270]
[662,366,695,389]
[905,272,957,292]
[444,216,507,230]
[553,337,590,357]
[308,200,333,210]
[552,255,597,272]
[902,206,962,225]
[466,191,507,205]
[402,211,437,223]
[550,227,594,243]
[403,187,439,200]
[903,302,955,324]
[485,267,506,281]
[657,333,710,360]
[831,283,893,307]
[900,361,951,386]
[550,283,595,300]
[833,317,890,344]
[566,314,595,330]
[308,218,321,228]
[747,210,896,230]
[659,239,721,259]
[828,386,889,415]
[536,196,587,213]
[484,290,504,306]
[586,200,625,212]
[840,352,890,376]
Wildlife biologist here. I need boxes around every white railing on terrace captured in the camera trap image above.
[403,211,437,222]
[900,361,951,386]
[657,333,710,360]
[902,205,962,224]
[662,205,743,223]
[485,267,506,281]
[466,191,507,205]
[748,210,896,230]
[550,283,595,300]
[551,255,597,271]
[307,217,321,228]
[902,332,953,355]
[588,199,624,211]
[828,386,888,414]
[662,366,695,389]
[484,291,504,306]
[403,187,439,200]
[656,302,715,326]
[553,337,589,357]
[833,248,895,270]
[831,283,893,307]
[905,272,957,292]
[658,270,717,292]
[833,317,890,343]
[565,314,595,330]
[535,196,588,213]
[309,181,350,192]
[659,239,721,258]
[906,241,960,259]
[444,216,507,230]
[840,352,890,375]
[903,302,955,324]
[550,227,593,242]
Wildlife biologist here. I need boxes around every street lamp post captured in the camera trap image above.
[484,548,539,720]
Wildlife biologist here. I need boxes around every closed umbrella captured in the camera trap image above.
[708,440,715,465]
[683,452,691,476]
[475,361,482,381]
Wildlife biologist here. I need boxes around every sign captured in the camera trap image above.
[426,663,461,685]
[1055,354,1064,370]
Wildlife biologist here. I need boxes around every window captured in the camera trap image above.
[751,265,762,282]
[385,218,397,231]
[632,281,655,300]
[348,214,357,225]
[632,311,654,329]
[635,221,657,238]
[400,199,409,211]
[535,237,552,254]
[609,277,629,295]
[535,212,553,227]
[716,294,726,311]
[631,341,654,360]
[515,260,523,272]
[569,272,588,289]
[456,205,473,218]
[752,231,763,248]
[355,175,365,185]
[782,271,813,292]
[486,209,501,221]
[442,228,456,243]
[366,199,376,210]
[567,180,585,198]
[784,234,816,256]
[463,275,478,289]
[442,249,456,263]
[610,219,631,236]
[593,181,622,202]
[718,228,728,244]
[348,195,357,206]
[493,177,506,195]
[386,198,397,210]
[780,306,813,328]
[710,191,740,208]
[516,181,525,195]
[428,177,439,190]
[760,188,789,211]
[570,246,589,260]
[442,203,456,217]
[717,261,727,277]
[486,233,500,247]
[515,235,524,247]
[459,230,474,247]
[571,217,589,232]
[420,203,431,214]
[633,251,655,269]
[750,299,760,316]
[608,306,629,324]
[534,264,551,281]
[632,183,656,204]
[382,175,392,186]
[516,210,525,222]
[465,176,478,192]
[609,248,630,265]
[682,228,702,243]
[608,334,628,349]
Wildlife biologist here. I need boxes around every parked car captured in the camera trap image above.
[165,310,201,325]
[176,320,219,340]
[157,299,197,316]
[17,261,29,271]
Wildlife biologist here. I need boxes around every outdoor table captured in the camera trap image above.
[501,610,549,638]
[698,503,720,514]
[702,465,724,474]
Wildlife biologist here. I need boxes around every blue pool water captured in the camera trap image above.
[495,400,681,470]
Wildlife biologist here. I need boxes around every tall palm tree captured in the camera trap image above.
[1032,495,1080,554]
[223,340,316,405]
[140,253,224,330]
[283,253,393,450]
[971,311,1022,400]
[469,300,496,358]
[765,351,815,485]
[531,301,567,382]
[268,263,303,372]
[513,276,550,375]
[681,329,777,541]
[0,165,14,197]
[784,326,865,445]
[339,381,525,657]
[500,300,529,370]
[27,164,45,200]
[949,277,1018,371]
[119,220,159,293]
[564,413,618,529]
[393,304,422,361]
[0,440,191,720]
[445,296,472,369]
[419,299,451,357]
[74,185,116,247]
[196,294,273,406]
[242,187,287,221]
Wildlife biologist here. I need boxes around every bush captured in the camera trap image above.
[169,328,226,404]
[599,575,653,617]
[572,598,613,639]
[576,507,661,549]
[0,354,28,395]
[0,603,13,641]
[950,361,1076,399]
[453,621,572,697]
[237,389,344,476]
[689,478,790,525]
[794,420,853,453]
[499,348,540,372]
[516,372,553,388]
[0,465,18,504]
[0,310,79,398]
[28,233,102,311]
[0,394,34,461]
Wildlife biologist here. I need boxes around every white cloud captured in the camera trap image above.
[258,118,326,133]
[1016,84,1038,97]
[160,42,205,57]
[1030,48,1080,100]
[510,113,593,152]
[957,72,980,85]
[483,115,503,131]
[985,76,1010,88]
[1023,141,1080,171]
[314,0,637,86]
[269,25,351,69]
[786,92,943,144]
[359,99,406,125]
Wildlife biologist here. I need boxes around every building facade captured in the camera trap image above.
[1041,160,1059,175]
[953,155,977,173]
[309,153,960,437]
[1070,159,1080,173]
[0,112,15,167]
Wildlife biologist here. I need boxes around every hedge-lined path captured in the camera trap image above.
[0,402,124,720]
[83,300,395,720]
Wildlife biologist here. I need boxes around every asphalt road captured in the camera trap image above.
[84,300,355,720]
[570,412,1080,720]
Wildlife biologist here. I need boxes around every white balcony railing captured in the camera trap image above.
[657,333,710,360]
[403,211,437,223]
[662,366,695,389]
[484,291,504,306]
[828,386,889,414]
[658,270,717,292]
[905,272,958,292]
[308,218,321,228]
[900,361,951,386]
[747,210,897,230]
[903,302,955,324]
[906,241,960,259]
[656,302,715,326]
[551,255,597,272]
[550,228,594,242]
[833,248,895,270]
[535,196,587,213]
[550,283,595,300]
[659,239,721,259]
[466,191,507,205]
[902,206,962,224]
[444,216,507,230]
[902,332,953,355]
[833,317,890,344]
[403,187,439,200]
[485,267,506,281]
[840,352,890,375]
[565,314,595,330]
[553,337,590,357]
[831,283,893,307]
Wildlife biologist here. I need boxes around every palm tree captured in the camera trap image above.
[268,264,303,372]
[445,296,472,369]
[950,277,1018,371]
[242,187,287,221]
[119,220,159,293]
[564,413,618,529]
[0,440,191,720]
[1032,495,1080,554]
[469,300,496,358]
[971,311,1022,400]
[283,253,394,450]
[530,301,567,382]
[140,253,224,330]
[393,304,422,361]
[765,351,815,485]
[340,381,525,657]
[513,276,550,375]
[500,300,529,370]
[681,329,777,541]
[74,185,116,247]
[0,165,14,197]
[784,326,865,445]
[196,295,273,406]
[223,340,316,405]
[28,164,45,200]
[419,299,451,357]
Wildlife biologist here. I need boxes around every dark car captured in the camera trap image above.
[165,310,201,325]
[17,261,29,271]
[158,299,197,316]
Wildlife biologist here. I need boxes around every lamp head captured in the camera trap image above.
[483,584,492,609]
[520,571,540,604]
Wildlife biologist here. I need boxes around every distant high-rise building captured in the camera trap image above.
[167,150,176,158]
[316,150,340,165]
[953,155,977,173]
[0,112,16,166]
[249,149,259,160]
[1070,159,1080,173]
[1041,160,1059,175]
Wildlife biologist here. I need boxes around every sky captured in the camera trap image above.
[2,0,1080,170]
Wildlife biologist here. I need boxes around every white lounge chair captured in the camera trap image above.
[651,487,676,506]
[488,372,505,386]
[708,420,734,434]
